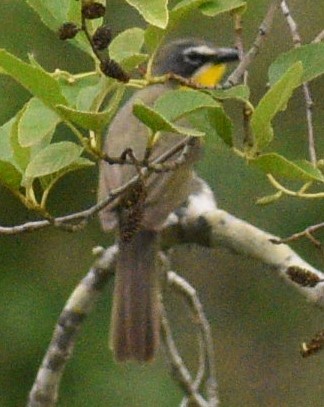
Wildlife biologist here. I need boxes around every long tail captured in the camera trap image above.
[110,230,160,362]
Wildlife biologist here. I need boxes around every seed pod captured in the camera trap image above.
[100,59,130,83]
[58,22,80,40]
[287,266,322,287]
[82,3,106,19]
[119,181,147,242]
[92,25,112,50]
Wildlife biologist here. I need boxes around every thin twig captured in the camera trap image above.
[160,251,218,406]
[27,246,117,407]
[80,6,129,83]
[159,254,210,406]
[232,12,253,148]
[223,0,281,88]
[271,221,324,247]
[160,305,209,407]
[0,137,193,235]
[167,271,218,406]
[280,0,317,164]
[267,174,324,199]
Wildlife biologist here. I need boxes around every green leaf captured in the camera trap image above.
[25,0,89,54]
[250,153,324,182]
[75,78,107,111]
[10,108,31,172]
[154,88,233,145]
[109,28,148,70]
[25,141,83,179]
[100,85,126,125]
[294,160,324,182]
[59,75,101,108]
[126,0,169,28]
[154,88,220,121]
[172,0,209,16]
[56,105,116,132]
[199,0,247,16]
[188,107,233,146]
[0,161,22,189]
[119,54,148,71]
[144,27,164,54]
[269,43,324,86]
[67,0,82,26]
[57,85,125,131]
[0,120,22,189]
[25,0,67,31]
[40,157,94,190]
[18,98,60,147]
[11,103,55,173]
[207,107,233,146]
[28,53,47,70]
[133,102,204,136]
[0,119,15,162]
[0,49,68,108]
[251,62,303,152]
[207,84,250,103]
[109,28,145,61]
[145,0,208,51]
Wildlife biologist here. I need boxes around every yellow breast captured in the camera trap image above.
[192,63,226,87]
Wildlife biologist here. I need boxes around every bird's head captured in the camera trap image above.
[153,38,239,87]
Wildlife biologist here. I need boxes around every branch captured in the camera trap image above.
[161,177,324,307]
[313,30,324,43]
[280,0,317,165]
[28,177,324,405]
[0,137,193,235]
[166,271,218,407]
[273,221,324,248]
[267,174,324,199]
[159,248,218,406]
[27,246,117,407]
[28,245,217,407]
[301,329,324,357]
[160,305,209,407]
[232,12,254,147]
[223,0,281,88]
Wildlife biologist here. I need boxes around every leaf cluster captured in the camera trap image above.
[0,0,324,218]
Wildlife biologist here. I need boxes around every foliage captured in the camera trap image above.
[0,0,323,218]
[1,1,324,407]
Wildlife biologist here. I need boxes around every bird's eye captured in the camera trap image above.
[183,51,204,66]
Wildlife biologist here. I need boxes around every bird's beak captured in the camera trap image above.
[210,47,239,64]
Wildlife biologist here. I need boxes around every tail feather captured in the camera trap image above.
[111,230,160,362]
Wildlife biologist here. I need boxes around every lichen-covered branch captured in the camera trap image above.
[28,175,324,406]
[27,246,117,407]
[162,177,324,307]
[313,29,324,43]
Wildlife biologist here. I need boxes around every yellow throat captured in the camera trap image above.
[192,63,226,87]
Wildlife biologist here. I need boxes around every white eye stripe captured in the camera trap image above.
[183,45,217,56]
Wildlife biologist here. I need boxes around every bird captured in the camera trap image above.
[98,38,239,362]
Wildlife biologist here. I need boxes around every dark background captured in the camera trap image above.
[0,0,324,406]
